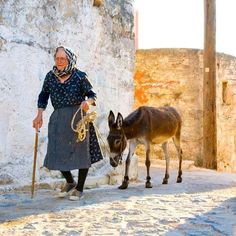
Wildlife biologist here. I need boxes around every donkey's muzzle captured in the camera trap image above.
[110,159,118,167]
[110,158,118,168]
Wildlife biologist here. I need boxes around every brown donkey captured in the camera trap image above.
[107,106,183,189]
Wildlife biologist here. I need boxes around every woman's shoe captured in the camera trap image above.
[57,181,76,198]
[68,189,84,201]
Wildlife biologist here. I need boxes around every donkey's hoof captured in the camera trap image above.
[145,181,152,188]
[177,177,182,183]
[118,181,129,190]
[162,179,168,184]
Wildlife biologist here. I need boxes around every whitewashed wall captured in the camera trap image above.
[0,0,135,188]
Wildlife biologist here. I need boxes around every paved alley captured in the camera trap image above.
[0,163,236,236]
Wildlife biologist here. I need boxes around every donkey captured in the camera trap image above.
[107,106,183,189]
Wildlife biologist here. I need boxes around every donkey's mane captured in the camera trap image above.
[123,107,143,127]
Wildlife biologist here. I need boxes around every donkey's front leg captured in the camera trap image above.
[145,142,152,188]
[119,141,136,190]
[162,142,170,184]
[119,153,131,189]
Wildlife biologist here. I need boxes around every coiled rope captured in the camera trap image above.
[71,107,97,142]
[71,107,119,164]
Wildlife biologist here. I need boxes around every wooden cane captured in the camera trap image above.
[31,128,39,199]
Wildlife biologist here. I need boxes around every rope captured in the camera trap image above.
[71,107,97,142]
[71,106,111,158]
[92,123,111,154]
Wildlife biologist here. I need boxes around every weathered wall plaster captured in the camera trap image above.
[0,0,135,188]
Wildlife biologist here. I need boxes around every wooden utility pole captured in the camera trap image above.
[203,0,217,169]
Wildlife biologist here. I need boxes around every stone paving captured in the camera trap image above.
[0,164,236,236]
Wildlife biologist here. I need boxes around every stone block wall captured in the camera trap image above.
[135,49,236,173]
[0,0,135,188]
[217,54,236,172]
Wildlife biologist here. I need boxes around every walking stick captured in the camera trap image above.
[31,128,39,199]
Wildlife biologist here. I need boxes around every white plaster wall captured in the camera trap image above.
[0,0,135,187]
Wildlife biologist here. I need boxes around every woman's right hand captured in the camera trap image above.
[33,115,43,130]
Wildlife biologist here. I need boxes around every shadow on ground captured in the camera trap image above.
[0,165,236,224]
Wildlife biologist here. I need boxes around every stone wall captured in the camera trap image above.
[135,49,236,173]
[217,54,236,172]
[0,0,135,188]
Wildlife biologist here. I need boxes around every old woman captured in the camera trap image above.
[33,46,103,200]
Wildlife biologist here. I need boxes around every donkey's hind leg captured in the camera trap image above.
[173,134,183,183]
[162,141,170,184]
[145,142,152,188]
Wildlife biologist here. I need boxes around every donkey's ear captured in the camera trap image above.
[108,110,115,128]
[116,112,123,129]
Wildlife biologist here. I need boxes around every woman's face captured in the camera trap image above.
[54,48,69,71]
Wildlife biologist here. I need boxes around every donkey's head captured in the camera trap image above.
[107,110,127,168]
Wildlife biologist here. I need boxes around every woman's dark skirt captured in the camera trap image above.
[44,106,103,171]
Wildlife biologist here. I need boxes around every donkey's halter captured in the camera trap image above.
[108,132,126,166]
[112,152,123,166]
[71,107,97,142]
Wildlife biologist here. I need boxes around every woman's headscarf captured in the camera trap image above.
[53,46,77,78]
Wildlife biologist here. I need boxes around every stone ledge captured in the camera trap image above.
[0,175,111,195]
[0,155,139,194]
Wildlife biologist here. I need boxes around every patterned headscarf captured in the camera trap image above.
[53,46,77,78]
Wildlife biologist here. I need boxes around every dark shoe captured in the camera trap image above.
[58,181,76,198]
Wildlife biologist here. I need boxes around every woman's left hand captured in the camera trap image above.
[81,101,90,112]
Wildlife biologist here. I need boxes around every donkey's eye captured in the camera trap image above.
[114,139,121,146]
